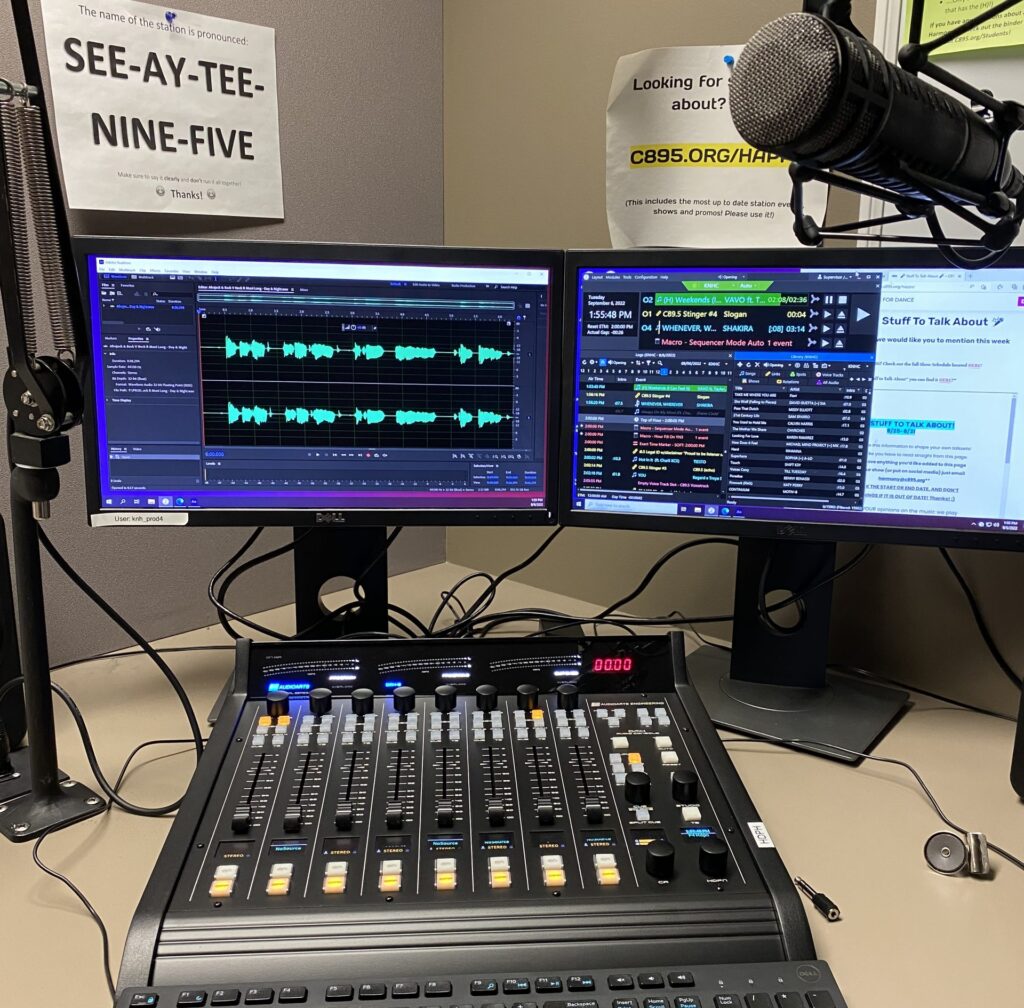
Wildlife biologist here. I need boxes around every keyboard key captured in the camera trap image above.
[674,999,701,1008]
[359,984,387,1000]
[243,991,274,1005]
[773,997,801,1007]
[131,997,159,1007]
[668,976,694,990]
[279,988,308,1004]
[425,981,453,997]
[472,981,500,996]
[510,1003,538,1008]
[392,983,419,998]
[178,993,207,1007]
[638,975,664,990]
[542,1002,598,1008]
[743,997,772,1008]
[607,976,635,990]
[481,1002,507,1008]
[326,986,354,1002]
[612,1001,639,1008]
[644,999,669,1008]
[211,993,241,1007]
[567,976,595,992]
[713,998,739,1008]
[805,996,836,1008]
[504,980,531,994]
[535,979,563,994]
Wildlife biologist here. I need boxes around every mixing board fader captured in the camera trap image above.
[119,635,814,990]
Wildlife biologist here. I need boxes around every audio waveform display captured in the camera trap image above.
[283,341,341,360]
[227,405,511,428]
[224,337,270,360]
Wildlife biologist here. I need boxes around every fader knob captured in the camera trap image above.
[671,770,699,805]
[435,684,457,713]
[266,690,289,720]
[516,683,539,711]
[309,688,333,718]
[624,771,651,806]
[393,686,416,715]
[556,683,579,711]
[351,688,374,716]
[699,838,729,878]
[645,839,675,880]
[475,684,498,711]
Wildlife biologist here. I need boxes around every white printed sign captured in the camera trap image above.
[40,0,283,218]
[607,46,826,248]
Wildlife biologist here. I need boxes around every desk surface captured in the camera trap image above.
[3,562,1020,1007]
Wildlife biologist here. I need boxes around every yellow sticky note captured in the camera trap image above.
[903,1,1024,55]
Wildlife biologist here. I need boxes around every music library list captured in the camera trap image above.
[573,271,882,511]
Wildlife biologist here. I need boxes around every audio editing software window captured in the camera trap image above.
[568,265,1024,533]
[87,255,553,511]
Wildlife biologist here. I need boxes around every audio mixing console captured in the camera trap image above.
[118,635,832,1002]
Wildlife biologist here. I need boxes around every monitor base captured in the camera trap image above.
[0,747,68,804]
[688,644,911,762]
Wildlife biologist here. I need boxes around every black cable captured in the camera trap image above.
[440,527,566,636]
[52,643,236,673]
[38,529,204,765]
[30,736,205,1007]
[212,530,315,641]
[208,528,265,640]
[721,729,1024,874]
[939,547,1022,690]
[429,571,495,633]
[596,537,739,619]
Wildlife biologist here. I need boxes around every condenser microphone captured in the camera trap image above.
[728,12,1023,210]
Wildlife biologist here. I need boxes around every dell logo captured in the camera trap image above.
[315,512,348,524]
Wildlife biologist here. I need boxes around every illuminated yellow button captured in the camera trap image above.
[258,716,273,727]
[266,877,291,896]
[627,752,642,765]
[323,875,347,894]
[379,873,402,892]
[543,868,566,887]
[597,867,621,886]
[531,709,545,721]
[489,870,512,889]
[435,871,457,891]
[209,878,235,898]
[278,715,291,726]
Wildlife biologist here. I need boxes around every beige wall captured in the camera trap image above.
[1,1,445,663]
[444,0,1023,718]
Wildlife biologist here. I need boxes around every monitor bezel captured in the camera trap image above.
[76,236,563,528]
[559,246,1024,552]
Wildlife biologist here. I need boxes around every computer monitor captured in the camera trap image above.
[76,238,562,634]
[561,248,1024,758]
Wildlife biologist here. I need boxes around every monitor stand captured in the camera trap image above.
[208,526,391,725]
[686,536,911,763]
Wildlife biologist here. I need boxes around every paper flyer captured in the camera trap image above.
[606,45,827,248]
[903,0,1024,54]
[40,0,283,217]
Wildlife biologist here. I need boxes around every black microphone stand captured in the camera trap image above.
[0,0,103,840]
[790,0,1024,268]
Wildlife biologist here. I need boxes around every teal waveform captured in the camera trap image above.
[283,341,341,361]
[352,343,386,360]
[394,345,438,362]
[284,407,338,425]
[395,410,438,426]
[354,408,386,425]
[454,344,508,365]
[225,336,270,360]
[454,408,510,428]
[227,402,272,425]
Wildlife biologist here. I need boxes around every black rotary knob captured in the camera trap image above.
[393,686,416,715]
[556,683,579,711]
[516,683,539,711]
[624,771,651,806]
[645,839,675,880]
[266,690,289,720]
[671,769,699,805]
[435,684,458,713]
[699,837,729,878]
[309,688,333,718]
[475,683,498,711]
[351,687,374,716]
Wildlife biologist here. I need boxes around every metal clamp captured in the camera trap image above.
[0,77,39,104]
